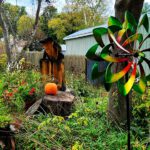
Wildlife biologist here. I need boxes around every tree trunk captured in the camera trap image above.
[0,7,11,64]
[108,0,144,126]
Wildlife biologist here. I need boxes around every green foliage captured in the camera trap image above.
[0,53,7,71]
[48,12,85,43]
[0,98,12,128]
[48,18,67,43]
[17,15,34,39]
[64,0,108,26]
[0,26,3,38]
[40,5,57,37]
[3,3,27,33]
[132,88,150,140]
[0,70,43,112]
[65,72,101,98]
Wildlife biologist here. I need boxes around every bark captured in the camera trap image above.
[108,0,144,126]
[0,6,11,64]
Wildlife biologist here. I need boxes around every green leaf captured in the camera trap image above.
[93,27,107,48]
[108,16,122,28]
[91,63,105,80]
[139,14,149,32]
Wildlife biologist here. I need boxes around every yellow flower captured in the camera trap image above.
[72,141,83,150]
[68,112,78,119]
[64,125,71,133]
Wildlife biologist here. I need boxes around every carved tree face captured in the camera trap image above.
[42,41,58,59]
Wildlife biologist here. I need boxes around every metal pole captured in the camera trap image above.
[125,72,131,150]
[115,53,131,149]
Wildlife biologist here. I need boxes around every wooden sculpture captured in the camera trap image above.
[40,37,66,91]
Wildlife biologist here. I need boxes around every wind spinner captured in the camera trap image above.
[86,11,150,150]
[86,11,150,96]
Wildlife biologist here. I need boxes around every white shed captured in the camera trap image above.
[63,24,109,56]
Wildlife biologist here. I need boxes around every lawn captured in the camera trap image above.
[0,70,149,150]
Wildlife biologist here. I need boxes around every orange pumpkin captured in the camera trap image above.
[44,83,58,95]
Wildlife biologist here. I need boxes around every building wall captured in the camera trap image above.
[65,35,109,56]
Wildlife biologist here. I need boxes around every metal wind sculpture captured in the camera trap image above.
[86,11,150,149]
[86,11,150,96]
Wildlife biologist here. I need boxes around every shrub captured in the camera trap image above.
[131,86,150,143]
[0,53,7,71]
[1,70,43,112]
[65,71,102,98]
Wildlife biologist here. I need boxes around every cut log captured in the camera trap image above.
[43,91,75,116]
[25,99,42,116]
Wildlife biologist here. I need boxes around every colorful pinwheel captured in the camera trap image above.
[86,11,150,96]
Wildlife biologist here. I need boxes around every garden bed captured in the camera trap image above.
[0,70,149,149]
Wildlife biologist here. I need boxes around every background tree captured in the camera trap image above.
[108,0,144,125]
[40,5,57,36]
[65,0,108,26]
[48,11,85,42]
[17,15,34,39]
[0,0,53,68]
[3,3,27,34]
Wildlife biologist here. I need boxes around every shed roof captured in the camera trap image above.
[63,24,107,41]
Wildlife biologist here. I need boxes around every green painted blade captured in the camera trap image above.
[125,11,137,28]
[118,63,137,96]
[91,63,105,80]
[139,34,150,49]
[139,14,149,32]
[104,82,112,92]
[86,44,99,60]
[133,64,146,94]
[93,27,108,48]
[108,25,122,33]
[146,74,150,81]
[122,33,143,47]
[108,16,122,28]
[105,62,132,83]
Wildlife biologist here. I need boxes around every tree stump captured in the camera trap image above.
[43,91,75,116]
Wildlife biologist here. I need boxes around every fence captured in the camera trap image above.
[25,52,86,73]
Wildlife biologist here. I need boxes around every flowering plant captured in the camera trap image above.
[1,70,42,111]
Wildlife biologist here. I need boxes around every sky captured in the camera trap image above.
[5,0,66,15]
[5,0,150,16]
